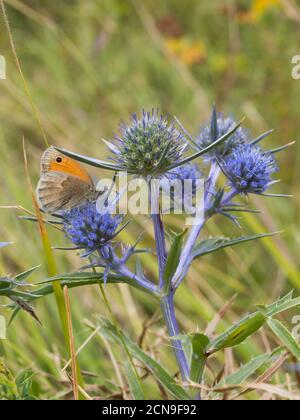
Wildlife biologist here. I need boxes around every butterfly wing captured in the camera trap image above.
[36,147,97,213]
[37,171,95,213]
[40,147,93,183]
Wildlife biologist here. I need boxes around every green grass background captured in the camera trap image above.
[0,0,299,399]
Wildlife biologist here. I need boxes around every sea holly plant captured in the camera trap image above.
[0,243,40,324]
[25,108,299,399]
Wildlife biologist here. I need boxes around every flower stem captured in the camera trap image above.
[118,264,159,296]
[98,245,159,295]
[204,160,221,207]
[149,181,166,288]
[171,161,221,290]
[152,213,167,287]
[160,293,190,381]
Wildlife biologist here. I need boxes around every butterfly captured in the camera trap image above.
[36,147,99,214]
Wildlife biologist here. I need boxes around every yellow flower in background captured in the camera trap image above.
[252,0,280,18]
[238,0,280,23]
[165,37,207,66]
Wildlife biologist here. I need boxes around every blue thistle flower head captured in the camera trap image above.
[166,163,202,197]
[111,110,187,177]
[197,113,248,160]
[221,144,278,194]
[62,202,122,254]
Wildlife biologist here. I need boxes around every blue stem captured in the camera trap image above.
[171,161,221,290]
[149,181,166,288]
[204,160,220,207]
[152,213,167,288]
[118,264,159,296]
[98,247,159,296]
[160,293,190,381]
[148,180,189,382]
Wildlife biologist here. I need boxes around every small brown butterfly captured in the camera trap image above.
[36,147,98,213]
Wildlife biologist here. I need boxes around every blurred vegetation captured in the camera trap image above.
[0,0,300,399]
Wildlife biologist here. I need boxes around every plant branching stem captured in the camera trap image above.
[160,293,190,381]
[149,181,167,287]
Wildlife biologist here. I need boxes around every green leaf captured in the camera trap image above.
[0,358,18,399]
[124,361,145,400]
[15,265,40,282]
[2,289,39,299]
[16,370,34,397]
[267,319,300,359]
[220,352,272,386]
[163,230,186,292]
[257,291,300,318]
[36,271,123,285]
[36,271,155,295]
[55,147,130,173]
[8,306,21,327]
[192,232,279,259]
[100,318,190,400]
[168,119,243,169]
[208,312,266,354]
[188,333,209,383]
